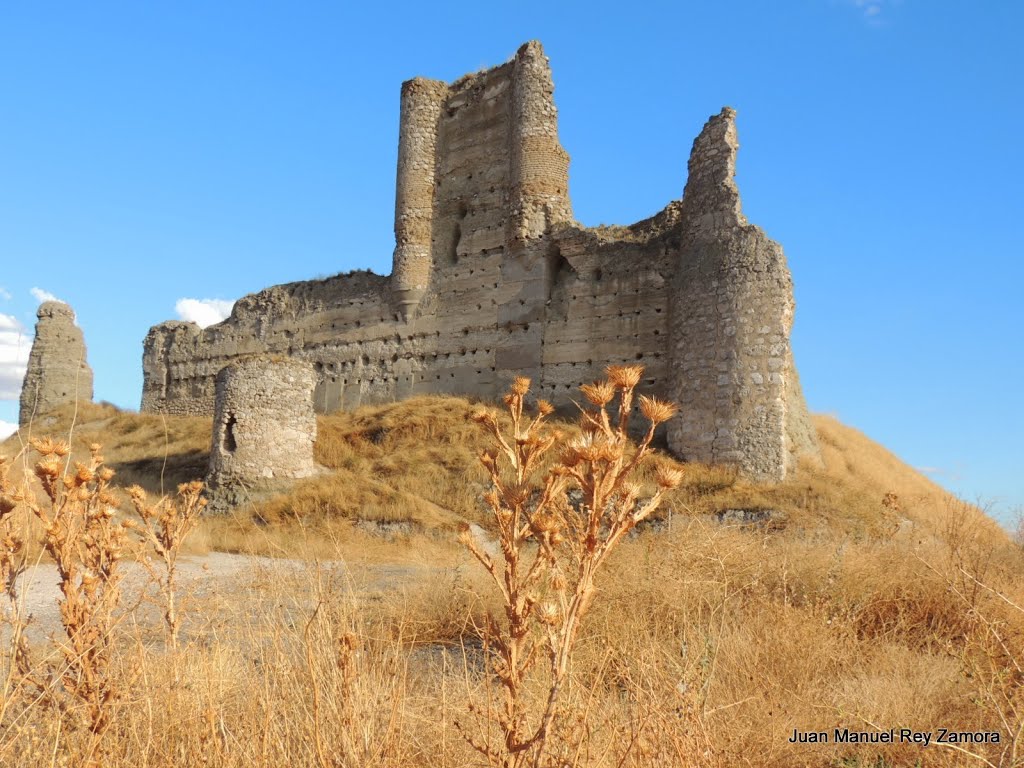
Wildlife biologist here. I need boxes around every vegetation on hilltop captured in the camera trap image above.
[0,386,1019,766]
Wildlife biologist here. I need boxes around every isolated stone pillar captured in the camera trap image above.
[19,301,93,425]
[206,356,317,511]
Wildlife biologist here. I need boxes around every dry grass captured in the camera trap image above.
[1,392,1020,766]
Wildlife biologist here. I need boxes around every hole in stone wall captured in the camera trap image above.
[546,245,576,303]
[222,412,237,454]
[594,268,603,282]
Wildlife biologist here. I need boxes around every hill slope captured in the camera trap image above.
[2,396,1021,767]
[0,398,1002,545]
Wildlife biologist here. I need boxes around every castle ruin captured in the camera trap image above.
[20,301,93,425]
[141,41,819,481]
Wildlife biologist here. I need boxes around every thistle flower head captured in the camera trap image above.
[479,448,498,472]
[530,512,559,533]
[34,457,62,480]
[537,602,560,626]
[606,364,643,390]
[510,376,531,396]
[655,464,684,490]
[580,381,616,407]
[639,395,678,425]
[594,440,624,463]
[31,437,70,457]
[471,410,497,428]
[621,481,642,499]
[73,463,94,486]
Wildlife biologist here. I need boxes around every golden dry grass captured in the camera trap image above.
[1,395,1019,766]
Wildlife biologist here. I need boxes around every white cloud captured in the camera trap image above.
[175,298,235,329]
[917,464,965,483]
[0,313,31,402]
[30,287,61,304]
[847,0,890,23]
[0,420,17,440]
[0,287,11,301]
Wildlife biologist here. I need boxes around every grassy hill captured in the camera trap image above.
[1,395,1020,766]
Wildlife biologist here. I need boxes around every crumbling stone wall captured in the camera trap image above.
[206,356,317,511]
[19,301,93,425]
[142,41,819,481]
[664,108,816,480]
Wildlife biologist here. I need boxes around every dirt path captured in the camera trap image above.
[10,552,438,647]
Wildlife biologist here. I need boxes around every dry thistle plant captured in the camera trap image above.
[460,365,681,768]
[0,454,35,722]
[22,438,132,761]
[125,481,205,649]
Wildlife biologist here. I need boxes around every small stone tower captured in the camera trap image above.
[19,301,94,425]
[205,356,317,511]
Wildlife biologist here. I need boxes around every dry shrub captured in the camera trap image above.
[125,481,206,648]
[459,367,687,767]
[0,436,206,766]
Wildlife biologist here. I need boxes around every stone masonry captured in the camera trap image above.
[19,301,94,425]
[206,356,317,512]
[142,41,819,481]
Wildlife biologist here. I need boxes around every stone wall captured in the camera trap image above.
[19,301,93,425]
[206,356,317,512]
[141,41,819,481]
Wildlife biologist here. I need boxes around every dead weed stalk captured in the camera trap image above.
[459,366,681,767]
[126,481,205,649]
[21,438,132,763]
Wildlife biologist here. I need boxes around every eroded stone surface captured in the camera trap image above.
[142,41,819,481]
[19,301,93,425]
[205,356,317,512]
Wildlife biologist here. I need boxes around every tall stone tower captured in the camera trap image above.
[390,41,573,322]
[19,301,94,425]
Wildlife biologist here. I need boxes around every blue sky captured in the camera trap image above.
[1,2,1021,521]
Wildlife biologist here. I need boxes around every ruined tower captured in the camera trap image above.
[206,356,317,512]
[19,301,93,425]
[390,42,572,326]
[141,41,819,481]
[665,108,818,480]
